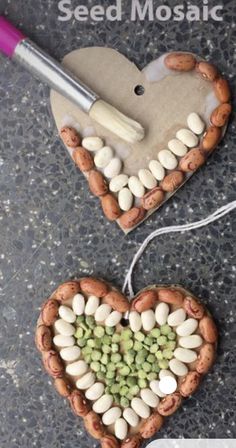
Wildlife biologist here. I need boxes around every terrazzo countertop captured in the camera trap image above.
[0,1,235,447]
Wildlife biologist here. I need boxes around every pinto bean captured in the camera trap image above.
[35,325,52,352]
[80,278,109,298]
[41,300,59,326]
[158,289,184,306]
[183,296,205,319]
[69,390,90,417]
[199,316,218,343]
[60,126,81,148]
[84,411,105,439]
[53,281,80,303]
[139,412,164,438]
[54,378,72,398]
[158,393,182,416]
[179,371,201,397]
[42,350,64,378]
[104,290,130,313]
[131,290,158,312]
[196,343,216,374]
[73,147,94,172]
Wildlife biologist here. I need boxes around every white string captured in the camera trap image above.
[122,201,236,298]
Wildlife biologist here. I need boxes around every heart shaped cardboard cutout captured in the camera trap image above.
[50,49,231,233]
[36,278,218,448]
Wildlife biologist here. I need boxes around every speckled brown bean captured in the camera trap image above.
[121,435,143,448]
[104,290,130,313]
[101,194,122,221]
[80,278,109,298]
[101,435,120,448]
[210,103,232,128]
[199,316,218,343]
[60,126,81,148]
[53,281,80,303]
[42,350,64,378]
[183,296,205,319]
[179,148,205,173]
[139,412,164,438]
[202,126,222,153]
[196,343,216,374]
[41,300,59,326]
[179,371,201,397]
[158,289,184,306]
[214,78,231,103]
[88,170,108,197]
[165,53,196,71]
[131,290,158,312]
[54,378,72,398]
[195,61,219,82]
[69,390,90,417]
[73,147,94,172]
[84,411,105,439]
[35,325,52,352]
[158,392,182,416]
[119,207,146,230]
[141,187,165,210]
[160,171,184,193]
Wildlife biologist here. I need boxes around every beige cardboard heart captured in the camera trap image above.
[50,50,231,232]
[36,278,218,448]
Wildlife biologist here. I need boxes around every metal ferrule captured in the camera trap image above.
[13,39,98,113]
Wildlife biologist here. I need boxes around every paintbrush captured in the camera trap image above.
[0,16,144,143]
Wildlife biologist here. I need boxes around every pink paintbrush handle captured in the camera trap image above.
[0,16,26,57]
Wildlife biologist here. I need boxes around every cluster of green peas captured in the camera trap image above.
[75,315,177,408]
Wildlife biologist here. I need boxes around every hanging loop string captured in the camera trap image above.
[122,201,236,299]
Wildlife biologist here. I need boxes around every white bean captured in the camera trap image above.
[150,380,166,398]
[140,389,160,408]
[60,346,81,362]
[94,146,113,168]
[128,176,145,198]
[54,319,75,337]
[155,302,169,325]
[102,407,122,426]
[158,150,178,170]
[149,160,165,181]
[76,372,95,390]
[66,360,88,377]
[105,311,122,327]
[159,369,175,380]
[53,335,75,348]
[176,319,198,337]
[174,348,197,363]
[85,295,100,316]
[138,169,157,189]
[110,174,129,192]
[104,158,122,178]
[159,376,177,395]
[141,310,156,331]
[167,309,186,327]
[131,398,150,419]
[72,294,85,316]
[129,311,142,333]
[85,383,105,401]
[179,335,203,349]
[59,305,76,324]
[169,359,188,376]
[118,188,133,211]
[168,139,188,156]
[115,418,128,441]
[187,113,205,135]
[82,136,104,152]
[123,408,139,427]
[92,394,113,414]
[95,304,112,322]
[176,129,199,148]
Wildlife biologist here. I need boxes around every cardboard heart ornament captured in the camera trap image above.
[36,278,218,447]
[50,50,231,232]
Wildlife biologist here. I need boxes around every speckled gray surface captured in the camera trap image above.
[0,0,235,446]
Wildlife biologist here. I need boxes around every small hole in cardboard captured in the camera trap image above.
[134,85,145,96]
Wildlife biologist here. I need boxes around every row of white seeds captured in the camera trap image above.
[82,112,205,211]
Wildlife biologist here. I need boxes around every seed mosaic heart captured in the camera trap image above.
[36,278,218,448]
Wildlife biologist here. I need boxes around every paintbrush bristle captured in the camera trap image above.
[89,100,145,143]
